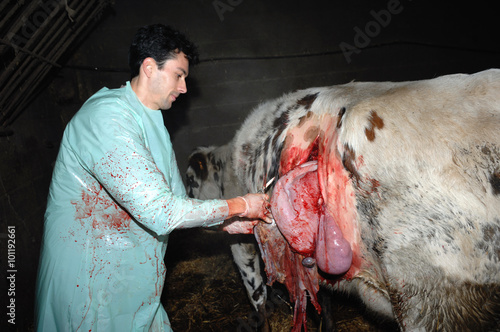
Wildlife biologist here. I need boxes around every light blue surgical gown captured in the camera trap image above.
[35,82,229,331]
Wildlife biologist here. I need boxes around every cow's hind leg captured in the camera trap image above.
[230,238,270,331]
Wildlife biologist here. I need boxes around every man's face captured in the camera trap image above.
[147,51,189,110]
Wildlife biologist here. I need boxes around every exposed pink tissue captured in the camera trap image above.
[271,160,352,275]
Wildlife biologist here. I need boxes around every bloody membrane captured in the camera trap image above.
[254,113,362,331]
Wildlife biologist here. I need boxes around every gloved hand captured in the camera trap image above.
[220,217,260,234]
[221,193,273,234]
[238,193,272,223]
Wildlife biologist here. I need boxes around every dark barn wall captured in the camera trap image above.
[1,0,498,330]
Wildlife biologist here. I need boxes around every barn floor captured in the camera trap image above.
[162,228,400,332]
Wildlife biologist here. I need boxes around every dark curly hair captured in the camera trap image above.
[128,24,199,79]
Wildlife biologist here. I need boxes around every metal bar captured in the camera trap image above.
[0,1,87,125]
[0,2,23,37]
[0,39,61,67]
[0,1,66,87]
[1,1,111,126]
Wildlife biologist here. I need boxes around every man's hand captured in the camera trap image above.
[223,193,273,234]
[220,217,260,234]
[239,193,272,223]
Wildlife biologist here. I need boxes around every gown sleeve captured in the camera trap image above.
[66,102,229,236]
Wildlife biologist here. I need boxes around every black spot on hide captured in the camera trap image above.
[268,108,288,180]
[337,107,346,128]
[270,131,284,180]
[263,136,271,158]
[245,257,256,270]
[252,284,264,301]
[483,223,500,242]
[272,109,289,133]
[297,93,319,110]
[186,174,199,191]
[248,277,256,289]
[490,172,500,195]
[262,136,272,181]
[358,199,379,225]
[372,236,386,257]
[209,153,219,171]
[188,152,208,181]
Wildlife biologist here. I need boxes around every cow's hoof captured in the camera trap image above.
[256,303,271,332]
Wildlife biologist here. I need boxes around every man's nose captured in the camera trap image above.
[178,79,187,94]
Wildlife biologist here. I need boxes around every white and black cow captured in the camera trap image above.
[189,69,500,332]
[186,144,271,331]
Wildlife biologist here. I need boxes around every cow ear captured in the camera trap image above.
[188,152,208,181]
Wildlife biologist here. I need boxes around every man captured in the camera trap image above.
[35,24,270,331]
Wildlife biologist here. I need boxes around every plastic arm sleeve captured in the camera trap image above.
[70,108,229,236]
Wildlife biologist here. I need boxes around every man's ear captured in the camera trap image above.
[141,57,156,78]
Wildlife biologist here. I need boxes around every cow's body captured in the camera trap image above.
[186,144,270,329]
[188,69,500,331]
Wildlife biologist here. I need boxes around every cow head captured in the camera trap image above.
[186,143,244,200]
